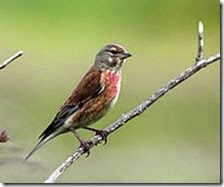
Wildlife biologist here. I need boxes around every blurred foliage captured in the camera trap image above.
[0,0,220,183]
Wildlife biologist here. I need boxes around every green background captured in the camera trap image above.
[0,0,220,183]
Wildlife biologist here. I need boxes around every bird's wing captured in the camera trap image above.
[39,66,103,140]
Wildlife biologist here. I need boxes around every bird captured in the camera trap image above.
[24,43,132,161]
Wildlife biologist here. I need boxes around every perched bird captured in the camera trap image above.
[24,44,131,161]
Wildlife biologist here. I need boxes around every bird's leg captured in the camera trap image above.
[70,127,92,157]
[83,127,108,145]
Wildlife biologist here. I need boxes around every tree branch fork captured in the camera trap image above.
[43,21,220,183]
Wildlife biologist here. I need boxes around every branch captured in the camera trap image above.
[44,22,220,183]
[0,50,23,70]
[195,21,204,63]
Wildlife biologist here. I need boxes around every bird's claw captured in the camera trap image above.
[79,141,92,158]
[95,130,108,145]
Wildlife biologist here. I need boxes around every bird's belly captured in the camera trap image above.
[67,99,112,129]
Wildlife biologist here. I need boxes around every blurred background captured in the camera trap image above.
[0,0,220,183]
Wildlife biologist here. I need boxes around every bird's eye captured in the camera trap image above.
[110,50,118,54]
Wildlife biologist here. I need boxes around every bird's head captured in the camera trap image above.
[94,44,132,71]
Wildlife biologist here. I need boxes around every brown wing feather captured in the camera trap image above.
[39,66,103,139]
[64,66,102,105]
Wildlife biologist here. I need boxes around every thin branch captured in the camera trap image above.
[44,22,220,183]
[44,53,220,183]
[0,50,23,70]
[195,21,204,63]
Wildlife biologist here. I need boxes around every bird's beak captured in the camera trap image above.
[121,52,132,59]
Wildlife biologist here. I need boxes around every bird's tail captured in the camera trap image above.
[23,133,56,163]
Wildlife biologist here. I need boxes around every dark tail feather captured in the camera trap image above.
[23,133,55,163]
[23,140,42,163]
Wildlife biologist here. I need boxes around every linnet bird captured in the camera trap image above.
[24,44,132,161]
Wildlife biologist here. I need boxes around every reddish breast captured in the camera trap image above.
[103,70,121,99]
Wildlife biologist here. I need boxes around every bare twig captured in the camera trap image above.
[44,54,220,183]
[0,50,23,70]
[195,21,204,63]
[44,22,220,183]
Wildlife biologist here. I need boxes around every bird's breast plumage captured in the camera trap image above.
[68,69,121,129]
[102,70,121,108]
